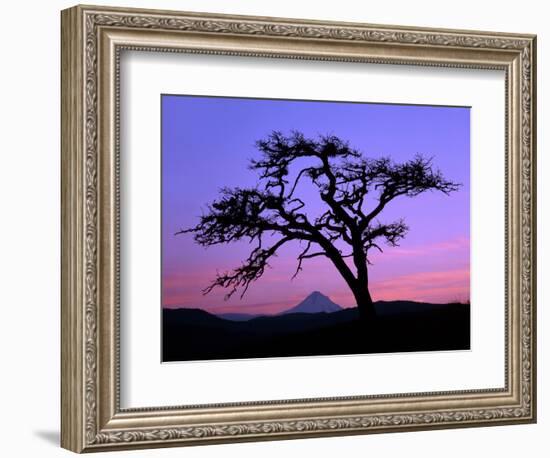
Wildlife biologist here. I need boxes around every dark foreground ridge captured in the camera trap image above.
[162,300,470,362]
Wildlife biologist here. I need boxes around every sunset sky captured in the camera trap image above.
[161,95,470,315]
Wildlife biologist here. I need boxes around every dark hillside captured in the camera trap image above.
[162,301,470,362]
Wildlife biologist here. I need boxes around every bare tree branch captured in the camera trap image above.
[203,236,293,300]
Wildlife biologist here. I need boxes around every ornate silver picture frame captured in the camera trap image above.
[61,4,536,453]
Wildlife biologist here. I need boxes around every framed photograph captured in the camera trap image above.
[61,4,537,453]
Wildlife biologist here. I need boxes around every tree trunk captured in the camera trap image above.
[349,235,376,325]
[354,287,377,324]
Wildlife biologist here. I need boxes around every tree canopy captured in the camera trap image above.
[177,131,460,320]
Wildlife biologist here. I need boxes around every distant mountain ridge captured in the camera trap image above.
[218,312,263,322]
[280,291,342,315]
[218,291,342,321]
[186,294,459,322]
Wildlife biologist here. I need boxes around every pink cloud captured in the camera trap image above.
[371,268,470,303]
[368,236,470,261]
[317,268,470,310]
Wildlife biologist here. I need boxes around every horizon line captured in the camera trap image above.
[163,297,472,316]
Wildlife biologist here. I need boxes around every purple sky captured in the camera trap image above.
[162,95,470,314]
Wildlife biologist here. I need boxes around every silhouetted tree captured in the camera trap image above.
[177,131,460,323]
